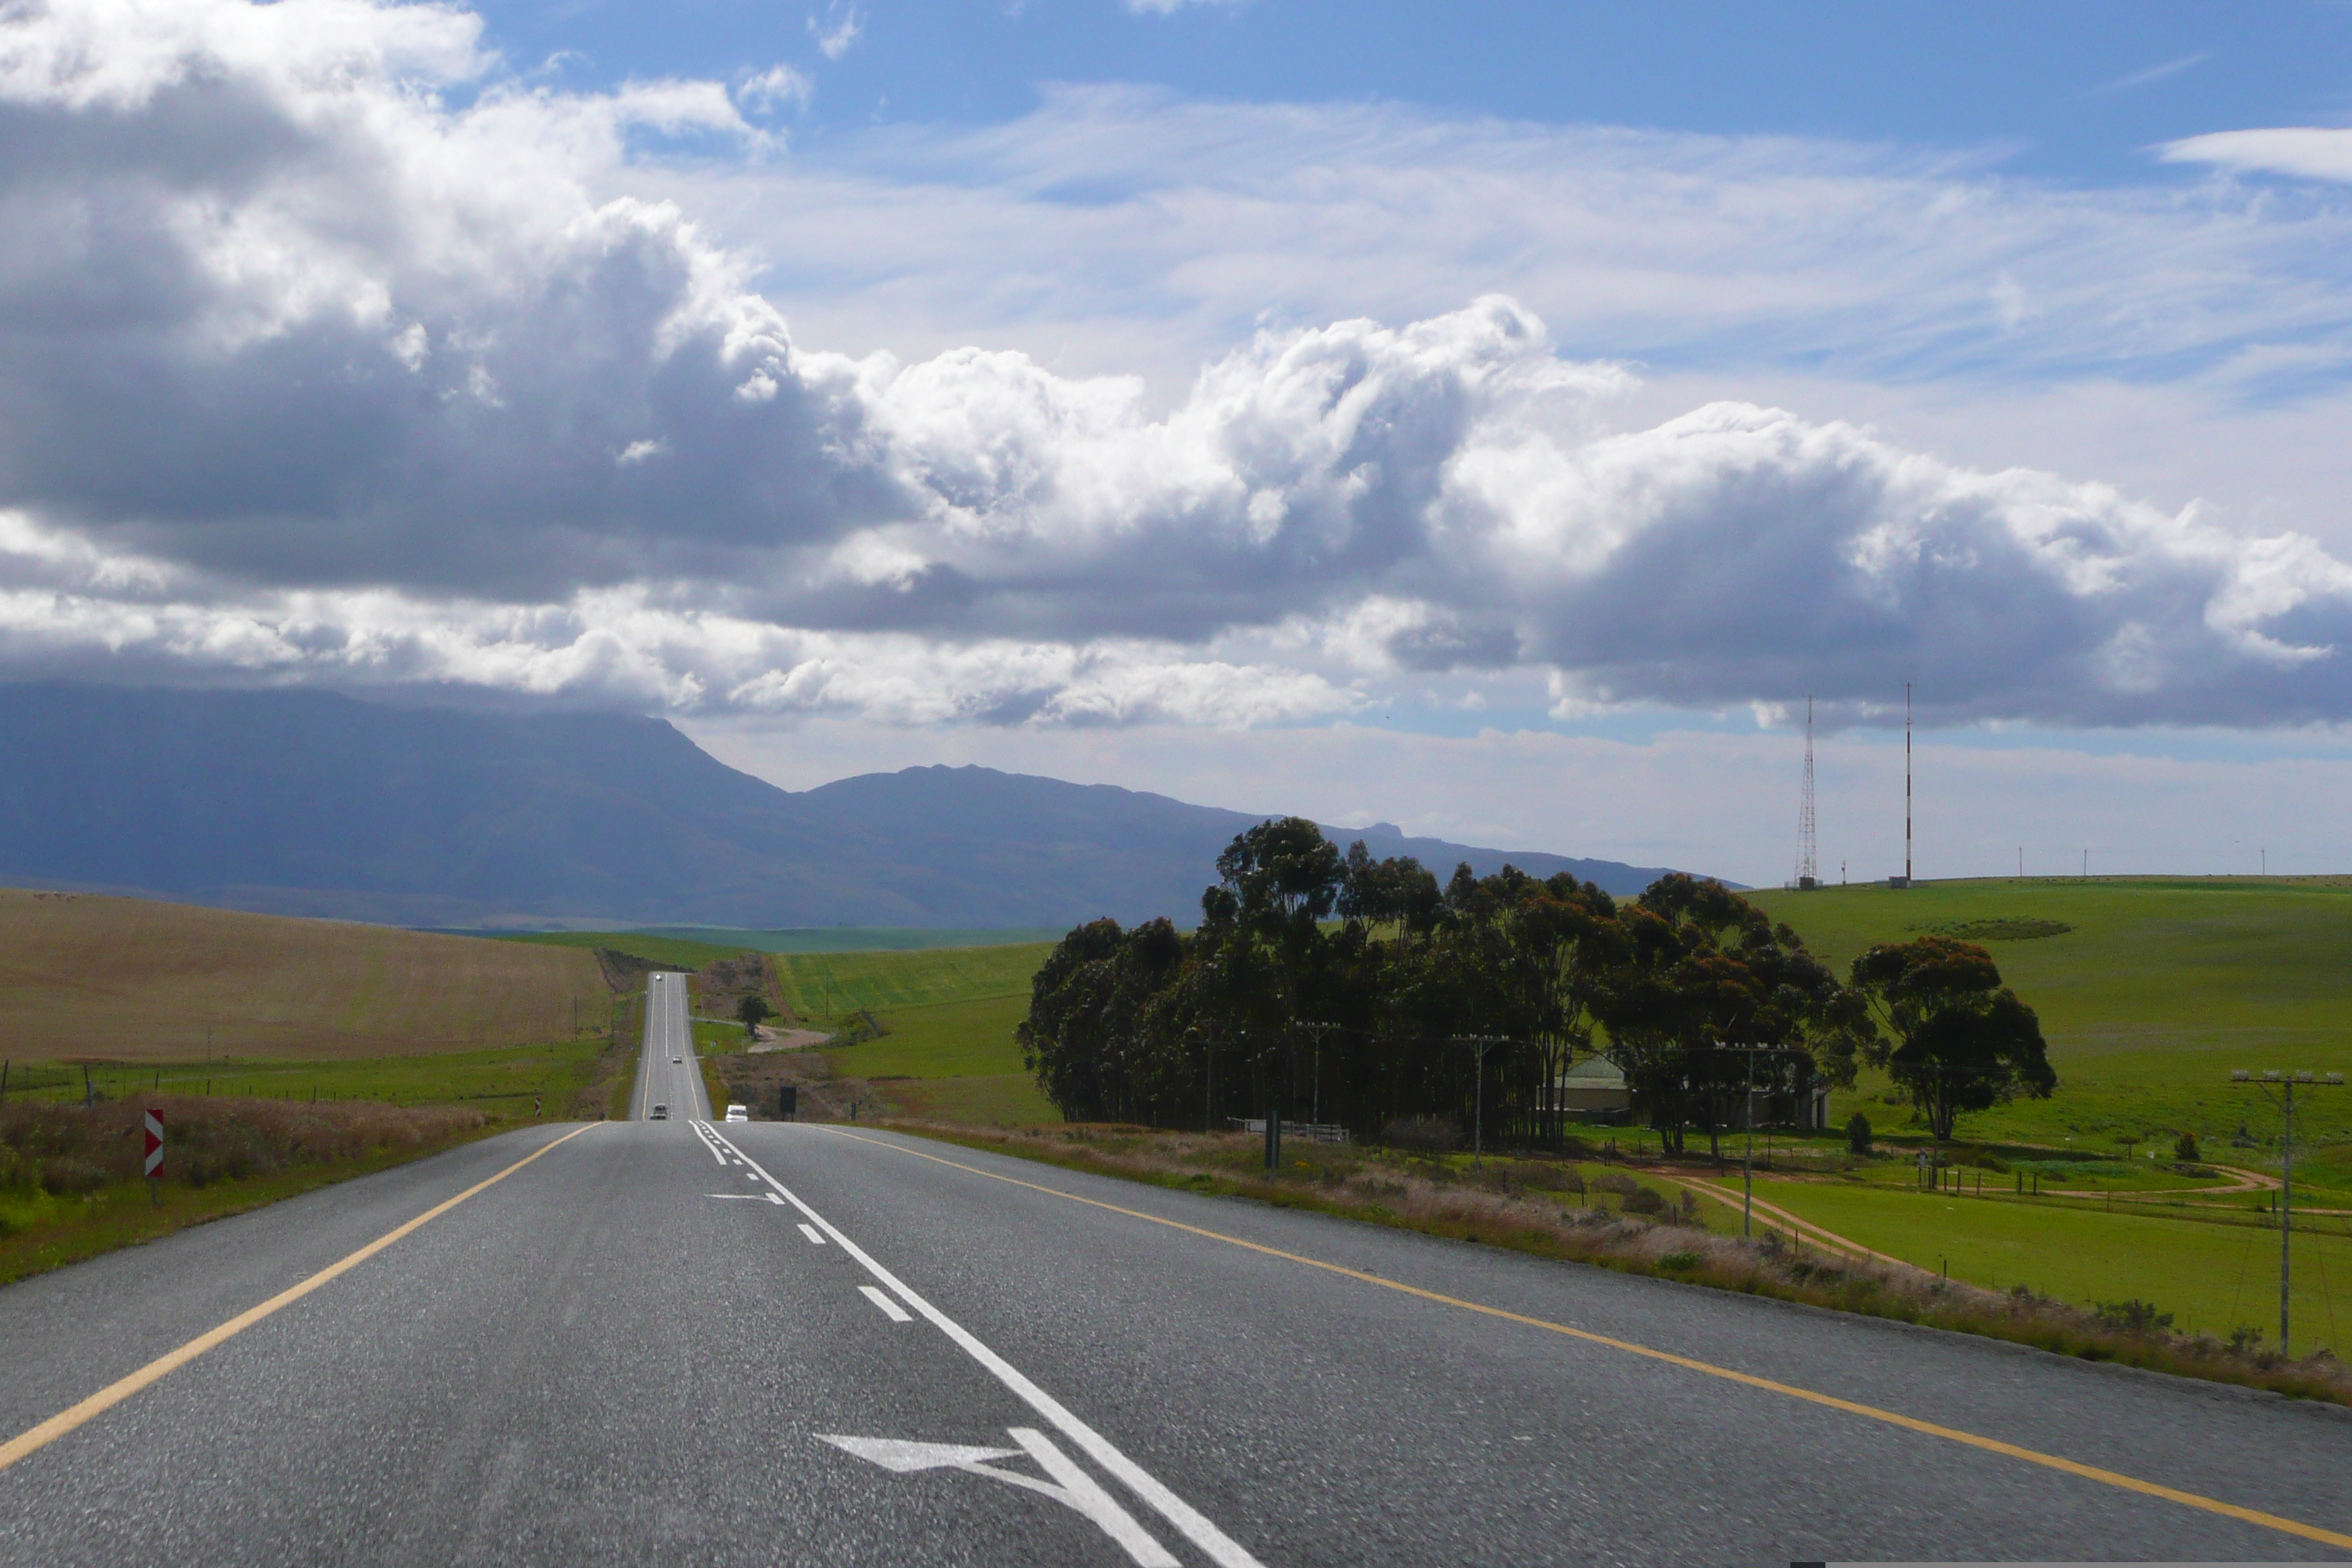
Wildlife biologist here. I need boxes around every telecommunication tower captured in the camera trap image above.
[1883,682,1915,889]
[1795,696,1817,889]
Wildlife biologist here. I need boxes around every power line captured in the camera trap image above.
[2233,1068,2345,1357]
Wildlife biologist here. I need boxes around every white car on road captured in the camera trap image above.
[724,1104,748,1123]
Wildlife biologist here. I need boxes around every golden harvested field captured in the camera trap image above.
[0,889,609,1060]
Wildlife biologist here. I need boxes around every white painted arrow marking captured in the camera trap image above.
[859,1285,913,1322]
[818,1435,1020,1473]
[818,1429,1177,1567]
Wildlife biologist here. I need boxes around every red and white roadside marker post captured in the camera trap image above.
[144,1108,164,1205]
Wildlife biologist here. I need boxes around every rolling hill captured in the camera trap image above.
[0,684,1685,928]
[0,887,607,1060]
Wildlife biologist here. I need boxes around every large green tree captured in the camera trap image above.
[1599,875,1866,1156]
[1850,935,2055,1140]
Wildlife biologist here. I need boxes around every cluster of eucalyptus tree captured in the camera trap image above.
[1017,817,2055,1150]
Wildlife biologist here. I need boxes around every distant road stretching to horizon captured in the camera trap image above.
[630,971,711,1124]
[0,1006,2347,1563]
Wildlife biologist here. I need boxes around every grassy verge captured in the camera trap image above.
[0,1098,510,1286]
[0,1011,644,1283]
[701,1047,731,1117]
[878,1120,2352,1407]
[883,1073,1060,1126]
[4,1038,614,1112]
[604,991,645,1121]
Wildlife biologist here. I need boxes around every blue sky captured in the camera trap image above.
[5,0,2352,883]
[478,0,2351,184]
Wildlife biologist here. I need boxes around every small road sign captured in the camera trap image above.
[143,1109,164,1178]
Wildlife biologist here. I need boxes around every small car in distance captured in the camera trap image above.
[649,1103,668,1120]
[724,1104,748,1123]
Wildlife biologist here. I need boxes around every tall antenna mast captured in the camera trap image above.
[1796,696,1817,889]
[1904,681,1913,887]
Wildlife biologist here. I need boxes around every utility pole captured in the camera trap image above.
[1454,1036,1508,1166]
[1296,1020,1341,1128]
[1904,681,1913,886]
[2234,1069,2344,1357]
[1716,1044,1800,1237]
[1202,1027,1213,1134]
[1187,1024,1216,1134]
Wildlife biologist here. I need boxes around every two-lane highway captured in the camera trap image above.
[3,1106,2350,1564]
[630,971,710,1123]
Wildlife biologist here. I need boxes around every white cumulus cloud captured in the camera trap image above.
[0,0,2348,734]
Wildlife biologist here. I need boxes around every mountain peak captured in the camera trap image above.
[0,685,1700,927]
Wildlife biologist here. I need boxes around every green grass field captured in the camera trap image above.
[823,994,1030,1078]
[1,1038,613,1112]
[818,992,1058,1125]
[1752,1175,2352,1351]
[1749,877,2352,1184]
[503,930,754,972]
[636,926,1066,954]
[776,943,1052,1022]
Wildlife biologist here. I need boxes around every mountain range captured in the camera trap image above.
[0,684,1692,929]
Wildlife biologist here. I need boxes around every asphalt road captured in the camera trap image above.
[3,1115,2350,1566]
[629,971,710,1123]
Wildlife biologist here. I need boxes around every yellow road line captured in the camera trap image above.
[823,1126,2352,1553]
[0,1123,598,1474]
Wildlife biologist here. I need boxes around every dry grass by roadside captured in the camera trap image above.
[0,1096,508,1284]
[0,886,609,1060]
[591,998,642,1123]
[881,1120,2352,1409]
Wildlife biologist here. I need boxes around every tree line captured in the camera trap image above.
[1017,818,2055,1150]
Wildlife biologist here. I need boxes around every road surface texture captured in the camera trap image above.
[2,1115,2349,1565]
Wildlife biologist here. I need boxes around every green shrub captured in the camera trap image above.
[1381,1116,1460,1153]
[2174,1130,2201,1162]
[1845,1112,1872,1155]
[2093,1299,2175,1334]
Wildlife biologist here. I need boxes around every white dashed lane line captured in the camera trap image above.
[699,1123,1266,1568]
[798,1224,826,1245]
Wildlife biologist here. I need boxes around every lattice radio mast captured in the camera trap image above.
[1795,696,1817,890]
